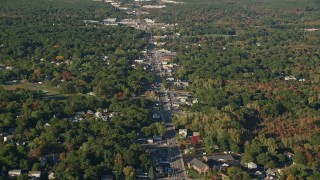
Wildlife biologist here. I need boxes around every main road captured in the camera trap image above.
[148,40,187,180]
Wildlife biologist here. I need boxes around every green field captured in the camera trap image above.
[1,81,60,96]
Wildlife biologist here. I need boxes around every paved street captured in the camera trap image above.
[148,42,187,180]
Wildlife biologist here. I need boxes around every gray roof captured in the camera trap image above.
[190,158,208,170]
[204,154,234,161]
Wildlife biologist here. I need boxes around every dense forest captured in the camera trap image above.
[0,0,161,179]
[146,0,320,179]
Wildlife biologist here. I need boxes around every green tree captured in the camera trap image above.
[227,167,242,179]
[293,152,306,165]
[123,166,136,180]
[155,122,167,136]
[148,166,155,180]
[31,163,41,171]
[257,153,270,166]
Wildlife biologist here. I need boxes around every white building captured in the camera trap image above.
[247,162,257,169]
[8,169,21,177]
[179,129,187,138]
[28,171,41,178]
[103,18,118,26]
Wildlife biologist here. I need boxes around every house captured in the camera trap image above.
[8,169,21,177]
[144,18,155,24]
[162,64,173,70]
[304,28,319,32]
[266,168,277,177]
[255,171,265,179]
[284,152,294,160]
[191,135,201,146]
[179,129,187,138]
[166,77,174,81]
[193,132,200,136]
[44,123,51,127]
[134,59,144,63]
[39,157,47,166]
[180,97,187,103]
[181,81,189,87]
[192,98,198,104]
[153,135,162,141]
[83,20,100,25]
[152,113,161,120]
[247,162,257,169]
[3,135,14,142]
[147,138,154,144]
[103,18,118,26]
[44,154,60,164]
[15,141,26,146]
[88,92,95,96]
[142,5,166,9]
[284,75,296,81]
[188,158,209,174]
[161,61,168,65]
[48,172,55,179]
[203,154,234,162]
[120,19,138,26]
[6,66,14,70]
[184,149,190,154]
[221,163,229,167]
[86,110,94,117]
[28,171,41,178]
[95,112,103,118]
[101,175,113,180]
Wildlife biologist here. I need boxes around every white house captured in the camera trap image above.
[144,18,155,24]
[6,66,14,70]
[8,169,21,177]
[28,171,41,178]
[95,112,103,118]
[48,172,55,179]
[3,135,13,142]
[103,18,118,26]
[284,75,296,81]
[147,138,153,144]
[134,59,145,63]
[247,162,257,169]
[178,129,187,138]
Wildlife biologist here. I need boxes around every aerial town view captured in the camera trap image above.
[0,0,320,179]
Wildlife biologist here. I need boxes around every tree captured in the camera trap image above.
[162,79,168,89]
[139,154,151,170]
[241,153,254,163]
[227,167,242,179]
[286,174,296,180]
[242,172,251,180]
[293,152,306,165]
[257,153,270,166]
[32,163,41,171]
[123,166,136,180]
[155,122,167,136]
[148,166,155,180]
[114,152,124,180]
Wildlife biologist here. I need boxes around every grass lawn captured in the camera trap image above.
[191,34,237,38]
[2,81,60,96]
[1,81,101,101]
[186,168,208,179]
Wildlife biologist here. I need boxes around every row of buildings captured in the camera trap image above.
[7,170,54,179]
